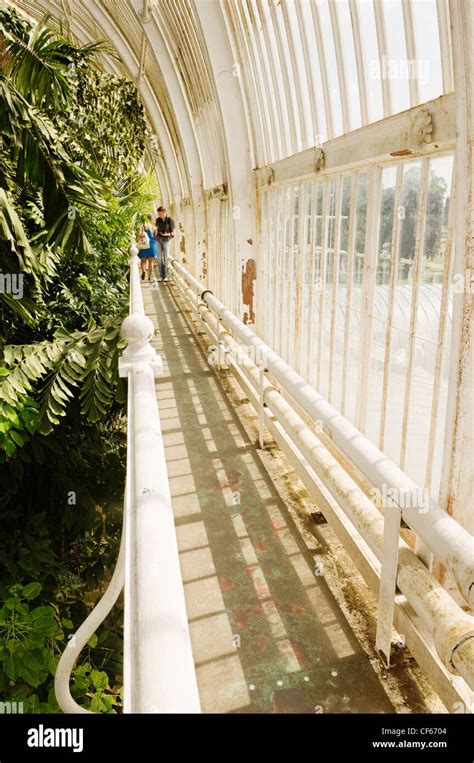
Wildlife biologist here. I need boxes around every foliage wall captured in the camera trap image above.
[0,4,156,712]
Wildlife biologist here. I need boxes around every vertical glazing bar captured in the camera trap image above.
[280,0,309,148]
[348,0,369,127]
[255,0,288,158]
[306,180,318,384]
[436,0,454,93]
[402,0,420,107]
[278,187,288,357]
[272,187,282,350]
[282,185,295,362]
[425,170,456,492]
[317,176,330,390]
[379,164,403,451]
[356,165,382,433]
[293,181,307,374]
[373,0,392,117]
[248,0,280,161]
[231,0,268,166]
[261,189,271,341]
[295,0,320,142]
[227,0,265,167]
[237,0,272,165]
[328,175,343,403]
[328,0,350,135]
[310,0,334,139]
[269,0,298,154]
[340,173,357,415]
[400,158,430,470]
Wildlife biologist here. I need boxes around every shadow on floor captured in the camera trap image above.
[142,278,393,715]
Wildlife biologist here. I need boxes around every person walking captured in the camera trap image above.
[136,220,157,282]
[155,206,175,282]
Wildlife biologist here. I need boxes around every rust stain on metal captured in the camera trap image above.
[242,258,256,324]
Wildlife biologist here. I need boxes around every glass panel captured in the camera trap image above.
[274,2,303,152]
[261,0,292,157]
[316,0,343,136]
[336,0,362,130]
[382,0,410,114]
[331,175,353,411]
[300,0,328,142]
[285,0,314,149]
[358,0,384,123]
[412,0,443,103]
[248,0,280,162]
[384,161,421,465]
[404,155,454,488]
[366,166,397,444]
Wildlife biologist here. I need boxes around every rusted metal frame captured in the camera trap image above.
[316,176,330,390]
[356,166,382,432]
[309,0,334,140]
[328,0,350,135]
[373,0,392,117]
[255,0,289,159]
[379,164,404,451]
[328,175,343,404]
[400,159,430,471]
[348,0,369,127]
[248,0,281,161]
[401,0,420,108]
[269,0,298,154]
[294,0,320,144]
[436,0,454,94]
[280,0,309,150]
[340,173,357,416]
[424,170,456,494]
[237,0,273,165]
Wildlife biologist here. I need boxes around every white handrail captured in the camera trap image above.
[55,246,200,713]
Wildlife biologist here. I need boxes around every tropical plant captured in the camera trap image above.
[0,3,156,713]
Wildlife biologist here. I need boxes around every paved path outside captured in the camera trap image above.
[142,277,394,714]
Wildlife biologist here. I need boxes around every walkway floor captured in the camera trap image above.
[142,277,394,714]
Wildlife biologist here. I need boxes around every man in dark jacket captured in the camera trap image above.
[155,206,175,282]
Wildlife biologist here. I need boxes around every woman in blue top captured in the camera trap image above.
[136,218,158,281]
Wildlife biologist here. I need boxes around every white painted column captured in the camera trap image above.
[440,0,474,534]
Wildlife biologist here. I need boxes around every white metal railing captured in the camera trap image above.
[55,246,200,714]
[169,255,474,710]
